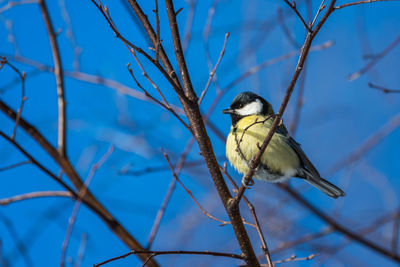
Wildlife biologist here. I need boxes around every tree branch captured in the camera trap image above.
[38,0,67,157]
[0,191,72,206]
[369,82,400,94]
[94,249,243,267]
[278,183,400,263]
[0,101,159,267]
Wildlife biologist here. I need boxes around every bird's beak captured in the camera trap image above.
[222,108,234,114]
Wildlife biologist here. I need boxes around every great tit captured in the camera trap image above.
[223,91,345,198]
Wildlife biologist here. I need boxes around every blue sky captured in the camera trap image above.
[1,0,400,266]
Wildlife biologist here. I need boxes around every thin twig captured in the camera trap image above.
[278,183,400,263]
[0,57,26,140]
[0,53,184,114]
[164,0,196,101]
[146,139,195,249]
[95,249,243,267]
[369,82,400,94]
[161,149,232,226]
[126,63,192,133]
[203,0,221,70]
[277,8,301,48]
[272,253,316,264]
[0,100,157,266]
[348,34,400,81]
[60,145,114,267]
[38,0,67,157]
[0,160,31,172]
[335,0,399,9]
[59,0,82,70]
[220,164,273,267]
[0,191,72,206]
[289,62,307,135]
[198,32,229,105]
[283,0,311,32]
[130,49,170,107]
[222,40,333,95]
[119,157,216,176]
[326,112,400,175]
[271,227,333,253]
[0,131,78,198]
[182,0,197,53]
[153,0,161,61]
[92,0,187,101]
[311,0,326,27]
[392,211,400,253]
[0,0,37,13]
[314,207,400,265]
[0,211,34,267]
[73,233,87,267]
[202,0,223,96]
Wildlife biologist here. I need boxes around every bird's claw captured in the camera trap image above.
[241,177,255,188]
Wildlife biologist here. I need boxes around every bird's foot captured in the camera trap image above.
[241,177,255,188]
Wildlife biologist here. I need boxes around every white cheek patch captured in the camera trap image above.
[236,99,263,116]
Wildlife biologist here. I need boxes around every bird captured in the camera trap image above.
[222,91,345,198]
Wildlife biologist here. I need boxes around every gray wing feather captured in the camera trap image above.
[286,133,345,198]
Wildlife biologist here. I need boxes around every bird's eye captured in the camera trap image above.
[237,104,244,108]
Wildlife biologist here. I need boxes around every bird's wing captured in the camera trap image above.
[286,136,321,178]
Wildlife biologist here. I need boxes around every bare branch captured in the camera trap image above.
[0,57,26,139]
[38,0,67,157]
[198,32,229,105]
[222,40,333,94]
[0,160,31,172]
[130,49,170,108]
[272,253,316,264]
[126,63,192,133]
[369,82,400,94]
[277,7,301,48]
[0,131,77,197]
[165,0,196,101]
[153,0,161,61]
[0,191,72,206]
[0,101,159,267]
[161,149,232,226]
[92,0,187,101]
[271,227,333,253]
[94,249,244,267]
[0,0,37,14]
[182,0,197,53]
[73,233,87,267]
[348,34,400,81]
[288,63,307,135]
[59,0,82,70]
[0,53,185,115]
[326,112,400,175]
[220,164,273,267]
[126,0,187,97]
[335,0,399,9]
[283,0,312,31]
[60,145,114,267]
[393,211,400,253]
[278,183,400,263]
[146,139,194,249]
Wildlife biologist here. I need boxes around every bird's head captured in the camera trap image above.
[222,91,274,125]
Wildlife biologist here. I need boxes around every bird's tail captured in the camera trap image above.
[304,175,345,198]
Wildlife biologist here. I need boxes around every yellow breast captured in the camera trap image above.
[226,115,300,177]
